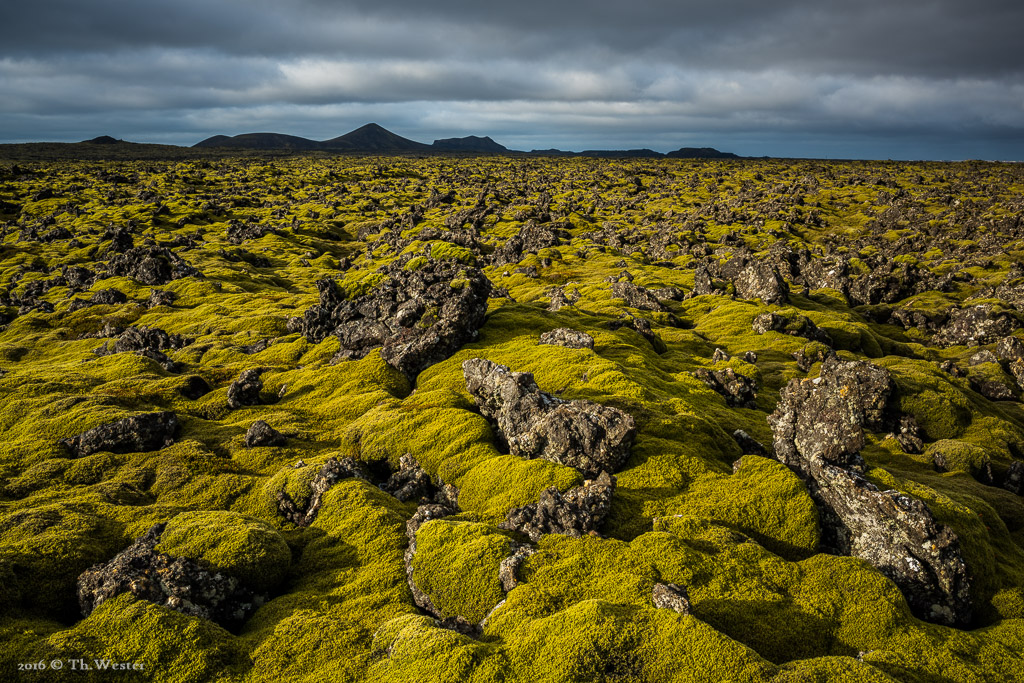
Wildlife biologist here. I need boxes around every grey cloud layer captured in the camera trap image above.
[1,0,1022,158]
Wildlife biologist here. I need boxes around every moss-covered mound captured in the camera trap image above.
[156,510,290,593]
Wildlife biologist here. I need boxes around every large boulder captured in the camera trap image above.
[77,522,267,626]
[61,412,177,458]
[300,258,491,379]
[768,357,971,626]
[462,359,636,477]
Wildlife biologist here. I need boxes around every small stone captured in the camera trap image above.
[652,583,691,615]
[245,420,286,448]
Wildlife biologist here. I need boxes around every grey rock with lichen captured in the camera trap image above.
[463,358,636,477]
[499,471,616,542]
[768,356,971,627]
[77,523,262,626]
[539,328,594,350]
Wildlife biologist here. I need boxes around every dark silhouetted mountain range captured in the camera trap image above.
[193,123,738,158]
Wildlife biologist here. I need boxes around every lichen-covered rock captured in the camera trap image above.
[609,313,667,353]
[768,357,972,626]
[106,245,200,285]
[734,260,789,305]
[498,543,535,592]
[610,281,665,311]
[652,583,691,615]
[276,457,367,526]
[996,336,1024,362]
[539,328,594,350]
[245,420,286,448]
[77,522,264,626]
[499,471,616,542]
[933,305,1018,347]
[61,412,177,457]
[147,288,176,308]
[381,453,434,502]
[227,368,264,409]
[752,312,832,345]
[462,358,636,477]
[300,258,491,379]
[692,367,758,409]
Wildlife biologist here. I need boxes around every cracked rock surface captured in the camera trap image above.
[463,358,636,477]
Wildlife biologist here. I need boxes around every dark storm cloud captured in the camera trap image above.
[1,0,1022,158]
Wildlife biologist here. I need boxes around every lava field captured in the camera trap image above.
[1,156,1024,682]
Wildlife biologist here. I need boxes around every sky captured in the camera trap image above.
[1,0,1022,160]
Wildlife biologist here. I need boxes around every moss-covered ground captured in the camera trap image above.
[0,156,1023,681]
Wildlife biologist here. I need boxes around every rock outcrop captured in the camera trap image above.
[77,523,260,625]
[61,412,177,457]
[539,328,594,350]
[768,357,972,626]
[499,471,616,541]
[463,359,636,477]
[300,258,491,379]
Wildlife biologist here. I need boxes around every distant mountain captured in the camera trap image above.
[431,135,507,153]
[578,149,664,159]
[187,124,740,158]
[666,147,740,159]
[83,135,120,145]
[193,132,321,150]
[320,123,430,152]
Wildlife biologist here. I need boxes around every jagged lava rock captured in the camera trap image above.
[539,328,594,350]
[106,245,200,285]
[227,368,264,409]
[381,453,435,502]
[77,523,260,625]
[245,420,286,448]
[462,358,636,477]
[500,471,616,542]
[61,412,177,457]
[610,281,666,311]
[692,367,759,409]
[300,258,491,379]
[933,305,1017,347]
[734,260,789,305]
[768,357,972,626]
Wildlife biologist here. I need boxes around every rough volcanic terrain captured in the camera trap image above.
[0,155,1023,681]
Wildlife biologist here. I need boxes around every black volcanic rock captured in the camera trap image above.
[431,136,508,153]
[61,412,178,458]
[500,471,616,541]
[301,258,491,379]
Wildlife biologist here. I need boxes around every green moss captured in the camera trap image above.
[412,520,511,623]
[156,510,290,593]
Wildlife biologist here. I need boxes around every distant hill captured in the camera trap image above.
[320,123,431,152]
[194,132,321,150]
[83,135,120,145]
[667,147,740,159]
[578,149,664,159]
[431,135,508,153]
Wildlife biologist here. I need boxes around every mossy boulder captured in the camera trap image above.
[156,510,290,593]
[411,520,511,623]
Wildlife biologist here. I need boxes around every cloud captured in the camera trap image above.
[0,0,1021,158]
